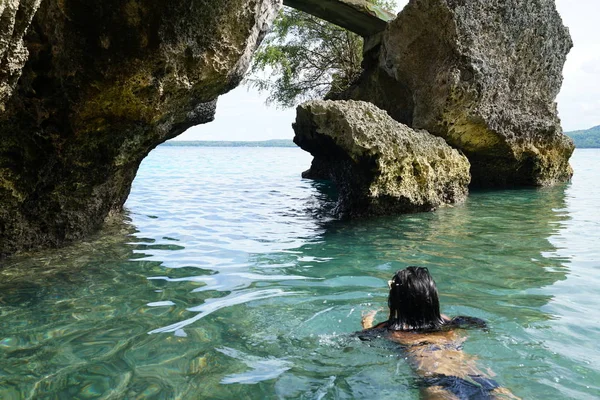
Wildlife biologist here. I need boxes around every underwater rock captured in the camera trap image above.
[0,0,280,257]
[293,100,471,217]
[338,0,574,187]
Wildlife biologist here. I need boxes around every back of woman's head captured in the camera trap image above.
[387,266,444,331]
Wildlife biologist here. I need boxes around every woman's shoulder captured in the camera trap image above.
[354,320,389,341]
[355,315,486,343]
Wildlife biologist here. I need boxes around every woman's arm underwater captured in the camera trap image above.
[357,309,389,341]
[447,315,488,330]
[361,308,384,330]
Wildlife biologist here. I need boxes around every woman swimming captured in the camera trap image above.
[359,266,519,400]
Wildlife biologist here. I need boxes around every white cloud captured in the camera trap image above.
[555,0,600,131]
[173,85,296,141]
[394,1,409,13]
[582,59,600,76]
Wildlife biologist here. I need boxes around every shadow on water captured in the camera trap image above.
[1,147,598,399]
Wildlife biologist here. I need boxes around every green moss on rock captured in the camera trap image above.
[0,0,280,258]
[341,0,574,187]
[293,100,471,217]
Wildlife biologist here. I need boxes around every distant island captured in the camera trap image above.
[565,126,600,148]
[162,139,296,148]
[161,127,600,149]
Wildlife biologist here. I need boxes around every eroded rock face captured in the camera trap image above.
[0,0,42,111]
[0,0,280,257]
[341,0,574,187]
[293,100,471,217]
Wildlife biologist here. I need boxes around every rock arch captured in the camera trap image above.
[0,0,394,258]
[0,0,283,257]
[0,0,574,258]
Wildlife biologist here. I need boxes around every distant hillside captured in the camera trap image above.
[162,129,600,149]
[162,139,296,148]
[565,125,600,148]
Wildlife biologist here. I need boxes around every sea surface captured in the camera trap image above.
[1,147,599,399]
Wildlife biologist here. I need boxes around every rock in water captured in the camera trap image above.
[340,0,574,187]
[0,0,280,257]
[293,100,471,217]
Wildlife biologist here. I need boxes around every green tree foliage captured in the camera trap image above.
[566,125,600,148]
[247,1,396,108]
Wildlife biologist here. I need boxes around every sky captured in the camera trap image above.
[172,0,599,141]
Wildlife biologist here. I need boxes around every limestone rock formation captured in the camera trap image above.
[0,0,41,111]
[0,0,280,257]
[293,100,471,217]
[338,0,574,187]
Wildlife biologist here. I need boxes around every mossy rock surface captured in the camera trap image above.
[0,0,280,257]
[294,100,471,217]
[339,0,574,187]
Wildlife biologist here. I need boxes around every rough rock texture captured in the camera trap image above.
[0,0,280,257]
[293,100,471,217]
[0,0,42,111]
[337,0,574,187]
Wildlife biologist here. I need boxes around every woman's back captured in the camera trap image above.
[358,267,519,399]
[365,319,480,379]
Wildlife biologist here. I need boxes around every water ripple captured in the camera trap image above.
[1,148,599,399]
[148,289,301,335]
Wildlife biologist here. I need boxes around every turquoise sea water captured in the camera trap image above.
[1,147,599,399]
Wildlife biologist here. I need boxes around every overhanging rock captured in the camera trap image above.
[283,0,396,37]
[0,0,281,258]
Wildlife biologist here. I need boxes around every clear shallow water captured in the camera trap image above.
[1,147,599,399]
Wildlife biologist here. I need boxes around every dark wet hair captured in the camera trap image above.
[387,266,445,332]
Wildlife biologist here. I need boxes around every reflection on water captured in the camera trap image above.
[1,147,599,399]
[148,288,300,335]
[217,347,293,385]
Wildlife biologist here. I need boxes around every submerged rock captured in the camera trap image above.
[293,100,471,217]
[338,0,574,187]
[0,0,280,257]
